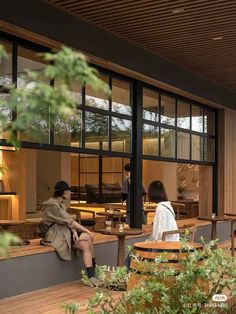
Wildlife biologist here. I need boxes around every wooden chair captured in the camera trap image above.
[224,213,236,257]
[162,226,196,242]
[68,208,96,231]
[171,202,187,220]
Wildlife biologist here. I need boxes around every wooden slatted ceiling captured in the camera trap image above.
[45,0,236,92]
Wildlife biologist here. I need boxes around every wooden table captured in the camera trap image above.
[197,216,231,241]
[96,211,125,225]
[97,228,143,266]
[0,220,25,229]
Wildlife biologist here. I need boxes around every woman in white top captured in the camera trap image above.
[148,180,179,241]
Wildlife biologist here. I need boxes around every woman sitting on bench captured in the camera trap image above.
[41,181,100,286]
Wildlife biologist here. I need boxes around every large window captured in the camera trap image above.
[0,40,12,140]
[0,33,216,166]
[142,86,216,163]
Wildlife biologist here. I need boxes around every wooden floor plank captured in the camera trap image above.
[0,280,122,314]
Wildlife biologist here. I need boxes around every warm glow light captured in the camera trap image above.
[0,146,16,151]
[172,8,185,14]
[212,36,223,41]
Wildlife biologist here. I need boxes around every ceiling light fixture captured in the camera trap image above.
[212,36,223,40]
[172,8,185,14]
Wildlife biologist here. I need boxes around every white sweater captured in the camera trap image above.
[151,201,179,241]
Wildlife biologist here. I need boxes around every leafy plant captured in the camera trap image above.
[0,231,21,257]
[178,186,186,195]
[0,44,110,147]
[81,265,127,290]
[61,302,80,314]
[83,242,236,314]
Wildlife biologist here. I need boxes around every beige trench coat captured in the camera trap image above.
[41,198,75,261]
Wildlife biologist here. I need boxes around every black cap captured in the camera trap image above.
[54,181,71,192]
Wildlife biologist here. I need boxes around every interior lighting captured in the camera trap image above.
[212,36,223,41]
[172,8,185,14]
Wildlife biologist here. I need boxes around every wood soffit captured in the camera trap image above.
[45,0,236,94]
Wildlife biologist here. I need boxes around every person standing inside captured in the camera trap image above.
[148,180,179,241]
[41,181,99,285]
[122,163,147,225]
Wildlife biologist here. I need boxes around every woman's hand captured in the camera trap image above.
[72,230,79,243]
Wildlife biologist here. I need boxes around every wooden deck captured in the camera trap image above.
[0,280,122,314]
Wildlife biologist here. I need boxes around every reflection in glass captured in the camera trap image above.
[0,40,12,86]
[143,88,159,121]
[177,132,190,159]
[161,94,175,126]
[192,135,203,161]
[85,74,109,110]
[18,92,50,144]
[0,94,11,139]
[177,100,190,129]
[143,124,159,156]
[54,109,82,147]
[204,109,215,135]
[85,111,109,150]
[17,46,48,87]
[192,105,203,133]
[112,78,131,115]
[160,128,175,158]
[112,117,131,152]
[204,137,215,162]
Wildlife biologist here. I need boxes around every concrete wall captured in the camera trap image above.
[0,222,231,300]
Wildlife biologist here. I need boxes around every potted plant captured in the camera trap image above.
[177,186,186,200]
[77,240,236,313]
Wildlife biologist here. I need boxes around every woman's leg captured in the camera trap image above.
[74,239,92,268]
[78,232,95,258]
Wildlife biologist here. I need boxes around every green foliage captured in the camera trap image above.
[83,242,236,314]
[0,44,7,61]
[0,45,110,147]
[42,46,110,95]
[0,231,21,257]
[61,302,80,314]
[81,265,127,290]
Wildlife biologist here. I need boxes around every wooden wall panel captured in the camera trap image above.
[199,166,213,217]
[222,109,236,214]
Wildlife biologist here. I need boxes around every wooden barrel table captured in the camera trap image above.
[128,241,203,290]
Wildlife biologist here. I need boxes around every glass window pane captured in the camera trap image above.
[102,157,122,172]
[177,100,190,129]
[80,154,99,173]
[177,132,190,159]
[0,93,11,139]
[204,109,215,135]
[17,46,48,87]
[160,128,176,158]
[85,112,109,150]
[0,40,12,86]
[192,105,203,133]
[112,78,131,115]
[192,135,203,161]
[161,94,175,126]
[204,137,215,162]
[85,74,109,110]
[143,124,159,156]
[54,109,82,147]
[143,88,159,122]
[112,117,131,153]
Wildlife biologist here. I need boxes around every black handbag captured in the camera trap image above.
[36,221,55,238]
